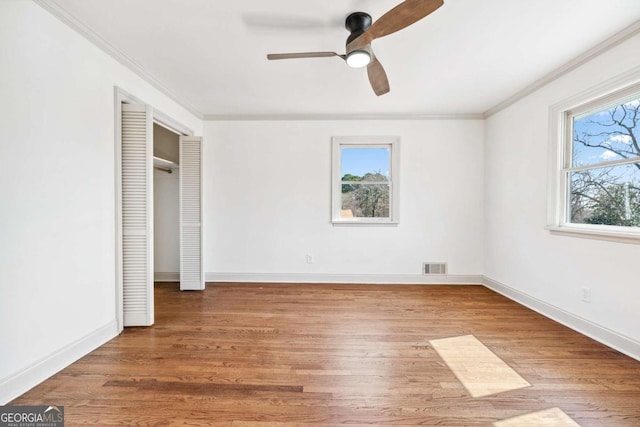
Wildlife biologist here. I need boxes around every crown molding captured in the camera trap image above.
[484,19,640,119]
[203,113,485,121]
[34,0,640,123]
[34,0,204,120]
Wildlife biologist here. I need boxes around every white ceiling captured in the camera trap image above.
[44,0,640,118]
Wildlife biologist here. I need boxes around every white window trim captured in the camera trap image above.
[547,65,640,244]
[332,136,400,225]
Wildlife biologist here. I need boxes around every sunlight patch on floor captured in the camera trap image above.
[429,334,531,398]
[493,407,580,426]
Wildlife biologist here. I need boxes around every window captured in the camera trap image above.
[332,136,399,224]
[548,74,640,243]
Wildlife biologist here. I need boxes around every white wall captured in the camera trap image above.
[0,1,202,403]
[484,34,640,351]
[204,120,484,280]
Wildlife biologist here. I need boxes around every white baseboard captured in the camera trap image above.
[483,276,640,361]
[154,272,179,282]
[206,272,483,285]
[0,320,119,405]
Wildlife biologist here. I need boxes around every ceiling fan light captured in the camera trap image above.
[346,50,371,68]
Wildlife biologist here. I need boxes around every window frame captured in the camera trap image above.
[331,136,400,225]
[547,67,640,244]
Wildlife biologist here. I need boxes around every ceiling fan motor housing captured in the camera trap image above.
[267,1,444,96]
[345,12,372,44]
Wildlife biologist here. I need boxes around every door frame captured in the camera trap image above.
[114,87,194,332]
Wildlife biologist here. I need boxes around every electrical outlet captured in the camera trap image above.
[581,287,591,303]
[306,254,314,264]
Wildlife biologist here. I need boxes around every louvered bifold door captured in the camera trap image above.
[121,104,154,325]
[180,136,204,290]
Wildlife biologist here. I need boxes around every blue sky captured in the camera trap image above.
[572,99,640,184]
[341,147,390,178]
[573,98,639,168]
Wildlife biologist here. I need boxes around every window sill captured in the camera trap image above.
[546,225,640,245]
[332,220,399,227]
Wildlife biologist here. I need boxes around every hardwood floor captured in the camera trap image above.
[11,283,640,426]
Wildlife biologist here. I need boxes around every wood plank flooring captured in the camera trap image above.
[11,283,640,426]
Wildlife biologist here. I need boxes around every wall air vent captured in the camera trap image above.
[423,262,447,275]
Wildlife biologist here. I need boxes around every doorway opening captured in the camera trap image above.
[153,123,180,284]
[114,87,203,332]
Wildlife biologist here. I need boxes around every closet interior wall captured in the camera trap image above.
[153,123,180,282]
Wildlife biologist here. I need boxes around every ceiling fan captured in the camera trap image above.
[267,0,444,96]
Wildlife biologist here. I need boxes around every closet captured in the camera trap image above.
[119,100,203,328]
[153,123,180,283]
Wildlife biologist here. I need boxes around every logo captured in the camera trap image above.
[0,405,64,427]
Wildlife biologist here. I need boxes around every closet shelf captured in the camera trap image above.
[153,156,179,173]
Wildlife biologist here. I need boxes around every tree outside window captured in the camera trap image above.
[332,137,399,224]
[569,95,640,227]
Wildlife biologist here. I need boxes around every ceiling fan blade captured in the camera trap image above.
[350,0,443,49]
[367,56,390,96]
[267,52,345,60]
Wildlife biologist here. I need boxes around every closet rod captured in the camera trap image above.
[154,166,173,174]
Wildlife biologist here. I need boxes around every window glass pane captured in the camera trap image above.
[569,162,640,226]
[341,183,390,218]
[341,147,390,180]
[572,96,640,167]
